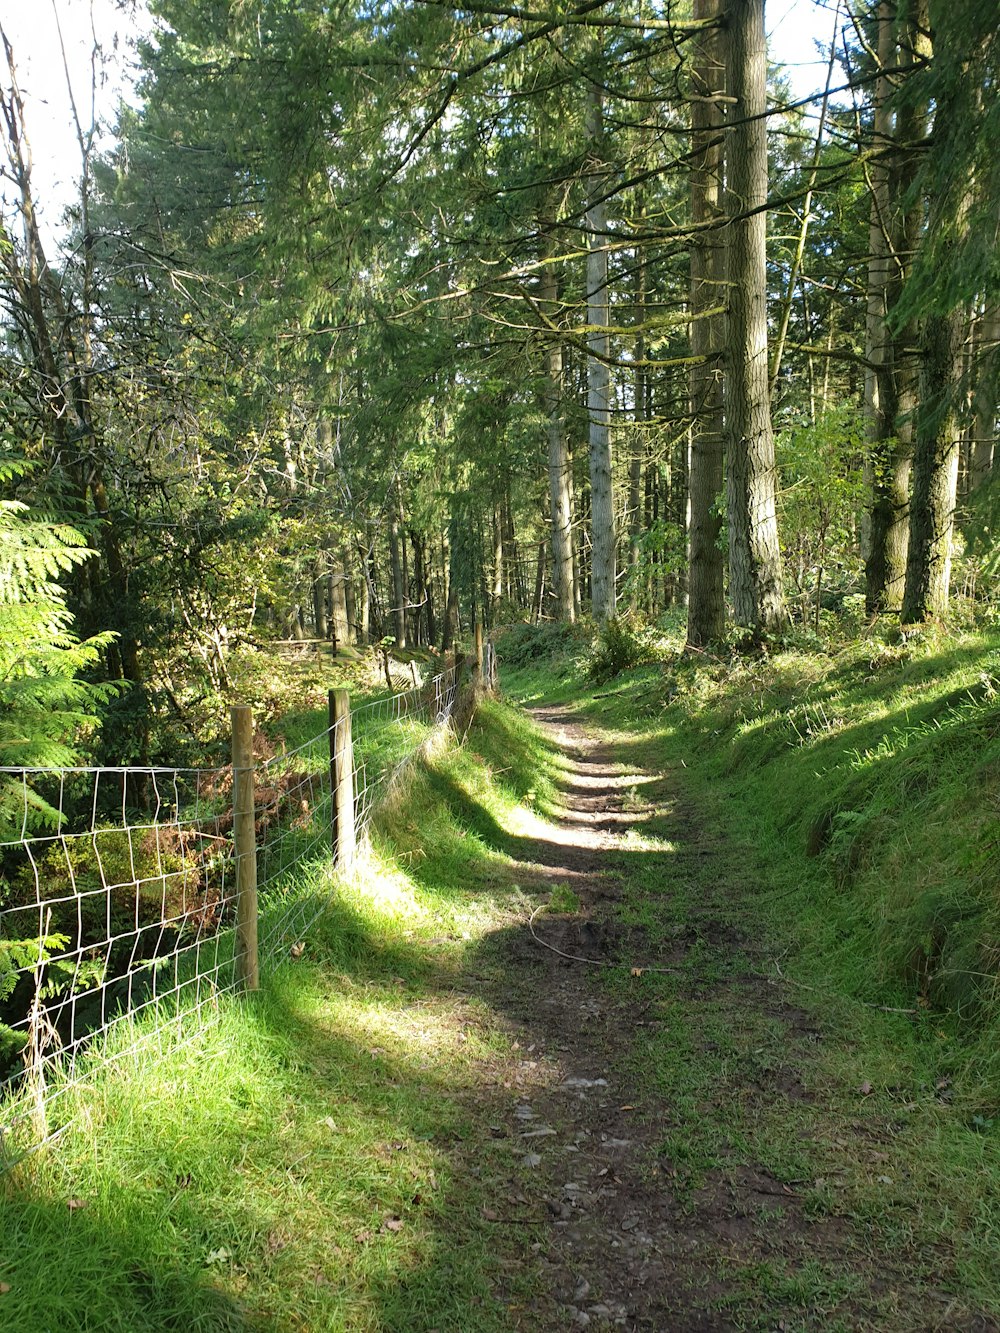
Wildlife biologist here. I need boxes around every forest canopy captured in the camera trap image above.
[0,0,997,768]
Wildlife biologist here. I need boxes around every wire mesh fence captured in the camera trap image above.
[0,657,468,1165]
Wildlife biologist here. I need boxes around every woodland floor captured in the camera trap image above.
[450,704,998,1333]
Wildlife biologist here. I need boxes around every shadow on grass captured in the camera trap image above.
[0,689,737,1332]
[0,933,534,1331]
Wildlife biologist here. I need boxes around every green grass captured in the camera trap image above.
[9,620,1000,1330]
[0,698,559,1333]
[498,616,1000,1324]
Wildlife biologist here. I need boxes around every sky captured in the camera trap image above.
[0,0,149,246]
[1,0,845,250]
[767,0,847,99]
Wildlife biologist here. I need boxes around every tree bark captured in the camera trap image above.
[329,546,350,646]
[901,307,964,621]
[540,261,576,621]
[585,81,616,622]
[723,0,785,634]
[441,525,461,652]
[628,210,648,612]
[313,563,328,639]
[865,0,928,613]
[971,302,999,489]
[388,480,406,648]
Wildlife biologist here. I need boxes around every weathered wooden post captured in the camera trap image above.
[474,617,484,681]
[329,688,356,870]
[231,705,259,992]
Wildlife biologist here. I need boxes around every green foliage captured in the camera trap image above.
[5,825,208,957]
[0,483,120,833]
[777,406,865,626]
[0,699,554,1329]
[587,616,656,683]
[621,520,686,610]
[495,620,584,670]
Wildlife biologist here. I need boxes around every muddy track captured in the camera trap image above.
[465,705,996,1333]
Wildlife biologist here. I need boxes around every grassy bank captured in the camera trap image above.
[0,700,557,1332]
[500,618,1000,1320]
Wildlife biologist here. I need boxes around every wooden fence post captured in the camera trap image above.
[231,705,259,992]
[329,688,356,870]
[474,617,484,680]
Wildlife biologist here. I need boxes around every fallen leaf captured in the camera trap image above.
[482,1207,499,1222]
[859,1081,873,1096]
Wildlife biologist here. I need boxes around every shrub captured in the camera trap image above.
[587,617,655,683]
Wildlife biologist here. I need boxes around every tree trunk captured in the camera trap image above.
[491,506,504,616]
[865,0,928,613]
[343,546,356,643]
[586,81,616,622]
[533,539,547,624]
[313,563,328,639]
[441,545,461,652]
[629,202,647,605]
[329,546,350,646]
[541,262,576,621]
[388,483,406,648]
[410,530,431,646]
[901,308,964,621]
[971,302,999,488]
[686,0,727,652]
[724,0,785,634]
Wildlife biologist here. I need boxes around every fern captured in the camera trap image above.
[0,475,122,834]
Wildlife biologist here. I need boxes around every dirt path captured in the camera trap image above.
[465,705,996,1332]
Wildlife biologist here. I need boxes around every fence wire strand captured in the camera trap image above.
[0,657,469,1164]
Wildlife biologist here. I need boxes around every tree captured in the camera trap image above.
[584,79,616,623]
[897,0,999,621]
[723,0,785,634]
[863,0,929,614]
[686,0,726,648]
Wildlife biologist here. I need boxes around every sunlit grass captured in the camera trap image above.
[0,698,559,1333]
[501,617,1000,1323]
